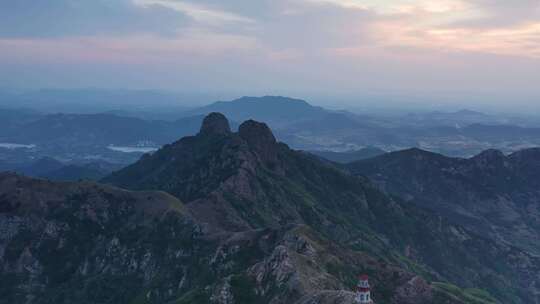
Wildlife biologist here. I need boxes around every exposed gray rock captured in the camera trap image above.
[199,112,232,136]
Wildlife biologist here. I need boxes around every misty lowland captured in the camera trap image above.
[2,1,540,304]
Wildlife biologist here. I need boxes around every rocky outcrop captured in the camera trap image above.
[392,276,433,304]
[199,112,232,136]
[238,120,279,164]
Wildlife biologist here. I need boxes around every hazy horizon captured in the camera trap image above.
[1,87,539,116]
[1,0,539,112]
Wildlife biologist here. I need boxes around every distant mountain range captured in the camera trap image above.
[181,96,540,155]
[183,96,328,127]
[0,113,205,146]
[1,95,540,166]
[0,112,208,164]
[0,89,195,118]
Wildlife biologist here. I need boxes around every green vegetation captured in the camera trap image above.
[433,282,499,304]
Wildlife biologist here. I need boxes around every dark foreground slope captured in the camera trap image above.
[348,148,540,255]
[1,172,472,304]
[0,174,207,303]
[105,113,540,303]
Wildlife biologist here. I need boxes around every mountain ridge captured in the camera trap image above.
[104,113,540,303]
[1,111,538,304]
[348,147,540,254]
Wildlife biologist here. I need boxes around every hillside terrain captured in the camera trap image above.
[348,148,540,255]
[104,113,540,303]
[4,113,533,303]
[0,174,475,304]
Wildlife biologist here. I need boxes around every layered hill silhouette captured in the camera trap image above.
[2,113,539,303]
[3,96,540,168]
[0,113,207,146]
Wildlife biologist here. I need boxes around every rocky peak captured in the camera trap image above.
[239,120,276,146]
[238,120,278,163]
[198,112,231,136]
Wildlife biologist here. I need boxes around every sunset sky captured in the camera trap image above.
[1,0,539,107]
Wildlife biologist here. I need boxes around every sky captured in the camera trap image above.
[1,0,539,109]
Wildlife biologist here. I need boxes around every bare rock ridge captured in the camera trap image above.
[238,119,277,146]
[238,119,278,163]
[198,112,278,151]
[198,112,232,136]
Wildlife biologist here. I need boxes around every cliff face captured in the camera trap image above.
[2,113,536,304]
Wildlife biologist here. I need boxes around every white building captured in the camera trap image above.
[355,275,373,304]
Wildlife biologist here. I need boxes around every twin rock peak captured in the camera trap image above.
[198,112,278,161]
